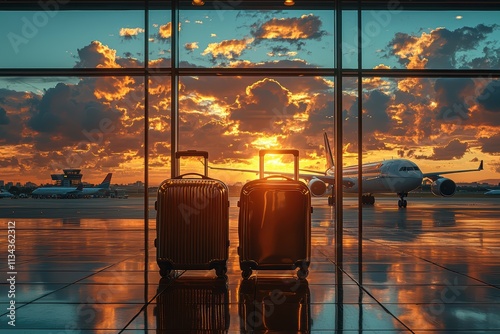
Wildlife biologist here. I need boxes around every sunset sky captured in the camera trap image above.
[1,7,499,186]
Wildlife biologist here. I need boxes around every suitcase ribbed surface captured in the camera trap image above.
[238,180,311,268]
[157,178,228,268]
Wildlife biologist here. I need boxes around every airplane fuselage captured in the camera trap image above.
[326,159,424,195]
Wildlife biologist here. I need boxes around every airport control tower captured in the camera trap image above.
[50,169,83,187]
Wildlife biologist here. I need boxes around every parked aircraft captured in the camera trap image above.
[484,189,500,195]
[207,133,483,208]
[0,190,14,198]
[31,173,112,198]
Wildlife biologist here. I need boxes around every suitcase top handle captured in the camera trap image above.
[262,175,295,182]
[259,149,299,180]
[175,150,209,177]
[173,172,210,179]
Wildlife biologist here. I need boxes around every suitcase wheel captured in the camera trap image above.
[215,265,228,279]
[241,268,252,279]
[159,268,172,278]
[297,268,309,280]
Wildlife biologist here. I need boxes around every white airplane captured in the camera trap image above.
[32,173,112,198]
[484,189,500,195]
[0,190,14,198]
[207,133,484,208]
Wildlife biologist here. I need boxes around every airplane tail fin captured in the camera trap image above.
[323,132,335,170]
[98,173,112,188]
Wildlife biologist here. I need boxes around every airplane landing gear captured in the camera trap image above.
[361,194,375,205]
[397,192,408,208]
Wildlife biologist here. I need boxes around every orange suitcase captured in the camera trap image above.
[237,149,312,279]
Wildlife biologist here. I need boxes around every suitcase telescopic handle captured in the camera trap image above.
[175,150,209,177]
[259,149,299,180]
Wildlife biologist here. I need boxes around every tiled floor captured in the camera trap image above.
[1,196,499,333]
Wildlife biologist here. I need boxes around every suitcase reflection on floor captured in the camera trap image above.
[239,276,311,332]
[155,276,230,332]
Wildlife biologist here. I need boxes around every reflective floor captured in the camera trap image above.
[1,196,499,333]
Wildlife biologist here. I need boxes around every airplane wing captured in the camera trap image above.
[66,183,84,195]
[206,165,356,188]
[422,160,483,181]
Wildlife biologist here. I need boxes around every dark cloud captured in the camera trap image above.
[229,78,301,133]
[479,134,500,154]
[28,82,121,149]
[0,113,24,145]
[363,90,392,133]
[388,24,498,69]
[435,78,474,122]
[429,139,468,160]
[0,107,9,125]
[0,157,19,169]
[477,80,500,112]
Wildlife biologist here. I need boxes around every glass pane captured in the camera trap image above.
[148,75,171,186]
[362,10,500,69]
[179,9,334,68]
[342,10,359,68]
[149,9,172,68]
[1,10,145,68]
[355,77,499,182]
[0,76,145,216]
[178,75,334,188]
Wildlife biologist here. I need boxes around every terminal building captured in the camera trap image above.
[50,169,83,187]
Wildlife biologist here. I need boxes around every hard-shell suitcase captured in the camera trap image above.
[239,276,311,332]
[155,276,230,332]
[238,149,312,279]
[155,150,230,278]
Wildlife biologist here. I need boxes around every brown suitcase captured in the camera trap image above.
[239,276,311,332]
[155,150,229,278]
[238,149,312,279]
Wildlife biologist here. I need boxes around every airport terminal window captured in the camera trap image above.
[362,10,500,70]
[148,75,172,187]
[177,75,335,184]
[1,0,500,262]
[178,8,335,68]
[357,76,499,174]
[149,9,172,68]
[0,75,145,205]
[1,10,146,68]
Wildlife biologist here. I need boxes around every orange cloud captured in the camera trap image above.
[255,14,325,40]
[185,42,199,51]
[202,38,254,59]
[119,27,145,38]
[158,22,172,39]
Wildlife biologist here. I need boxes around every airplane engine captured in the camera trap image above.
[431,178,456,197]
[308,178,327,196]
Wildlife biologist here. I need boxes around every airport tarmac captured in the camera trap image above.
[0,196,499,332]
